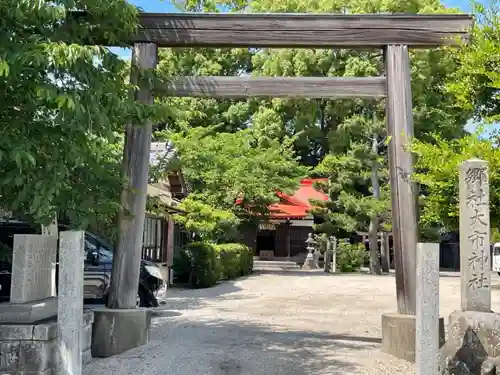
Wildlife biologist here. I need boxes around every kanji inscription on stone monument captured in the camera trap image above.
[459,159,491,312]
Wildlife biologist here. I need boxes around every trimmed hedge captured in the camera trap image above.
[214,243,253,280]
[172,242,253,288]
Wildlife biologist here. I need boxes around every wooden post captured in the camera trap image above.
[286,220,291,259]
[385,45,418,315]
[107,43,158,309]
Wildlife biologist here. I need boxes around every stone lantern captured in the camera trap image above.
[302,233,317,269]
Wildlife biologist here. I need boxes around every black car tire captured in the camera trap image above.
[138,287,159,308]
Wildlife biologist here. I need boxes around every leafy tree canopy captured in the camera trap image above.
[446,0,500,123]
[162,126,308,216]
[0,1,144,227]
[411,133,500,232]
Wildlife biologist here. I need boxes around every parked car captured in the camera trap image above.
[0,219,164,307]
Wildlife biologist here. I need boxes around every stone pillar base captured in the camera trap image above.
[0,310,93,374]
[91,308,150,358]
[382,313,445,362]
[440,310,500,375]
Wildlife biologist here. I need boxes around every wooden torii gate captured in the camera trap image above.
[85,12,473,357]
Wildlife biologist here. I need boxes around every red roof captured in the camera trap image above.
[269,178,329,219]
[235,178,329,219]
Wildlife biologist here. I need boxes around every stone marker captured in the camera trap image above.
[459,159,491,312]
[10,234,57,304]
[57,231,85,375]
[416,243,440,375]
[0,234,58,323]
[439,159,500,375]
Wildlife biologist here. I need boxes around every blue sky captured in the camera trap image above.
[120,0,495,135]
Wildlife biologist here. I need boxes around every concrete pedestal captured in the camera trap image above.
[91,308,150,358]
[440,310,500,375]
[382,313,445,362]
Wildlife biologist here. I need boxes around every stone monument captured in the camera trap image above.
[439,159,500,375]
[57,231,86,375]
[0,234,58,323]
[416,243,443,375]
[0,233,94,375]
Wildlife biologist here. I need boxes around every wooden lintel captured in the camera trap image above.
[135,13,473,48]
[155,76,387,99]
[68,12,473,48]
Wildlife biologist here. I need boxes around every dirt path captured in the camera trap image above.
[84,270,500,375]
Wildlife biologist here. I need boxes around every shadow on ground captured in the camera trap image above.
[86,316,379,375]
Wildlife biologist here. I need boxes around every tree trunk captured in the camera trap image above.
[107,43,158,309]
[369,135,382,275]
[380,232,390,273]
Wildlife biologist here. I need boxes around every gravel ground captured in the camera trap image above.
[84,270,500,375]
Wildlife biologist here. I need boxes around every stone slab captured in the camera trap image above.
[0,298,57,324]
[440,310,500,375]
[11,235,57,304]
[0,324,36,341]
[0,311,93,341]
[57,230,85,375]
[91,308,150,358]
[0,370,53,375]
[382,313,445,362]
[18,341,56,371]
[416,243,440,375]
[0,341,19,371]
[459,159,491,313]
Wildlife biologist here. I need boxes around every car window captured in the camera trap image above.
[84,236,99,253]
[99,247,113,260]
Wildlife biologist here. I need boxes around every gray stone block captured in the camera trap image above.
[91,308,150,358]
[0,298,57,324]
[18,341,56,371]
[440,310,500,375]
[82,324,92,351]
[382,313,445,362]
[32,322,57,341]
[0,325,35,341]
[0,341,19,371]
[82,349,92,365]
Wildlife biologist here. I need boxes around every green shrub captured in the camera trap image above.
[173,242,219,288]
[172,248,191,284]
[172,242,253,288]
[336,243,365,272]
[214,243,253,280]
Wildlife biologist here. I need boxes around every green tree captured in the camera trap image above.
[160,0,470,168]
[313,111,391,274]
[446,0,500,123]
[173,198,240,242]
[0,1,142,229]
[161,126,308,219]
[411,132,500,232]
